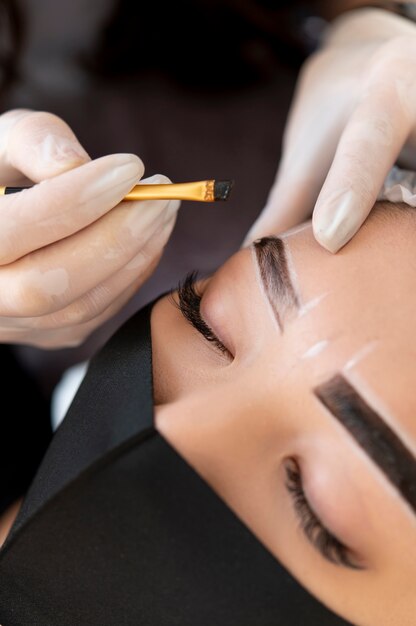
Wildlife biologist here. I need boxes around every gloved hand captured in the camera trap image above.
[246,8,416,252]
[0,109,179,348]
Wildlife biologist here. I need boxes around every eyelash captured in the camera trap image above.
[175,272,231,358]
[285,459,361,570]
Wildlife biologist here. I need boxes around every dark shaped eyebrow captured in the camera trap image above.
[253,237,300,332]
[315,374,416,515]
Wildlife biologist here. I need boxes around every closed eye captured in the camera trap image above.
[174,272,233,359]
[284,458,363,570]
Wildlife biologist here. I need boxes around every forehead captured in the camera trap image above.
[280,218,416,439]
[283,218,416,339]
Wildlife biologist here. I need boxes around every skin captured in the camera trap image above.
[0,497,22,547]
[153,202,416,626]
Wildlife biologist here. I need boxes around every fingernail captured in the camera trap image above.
[138,173,181,219]
[120,172,181,239]
[313,191,358,253]
[139,174,171,185]
[166,199,181,216]
[38,133,90,165]
[82,154,143,201]
[122,197,181,239]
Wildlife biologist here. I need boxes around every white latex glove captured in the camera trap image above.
[0,109,179,348]
[246,8,416,252]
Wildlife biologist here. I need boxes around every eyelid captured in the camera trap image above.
[175,272,233,359]
[199,294,234,356]
[284,458,363,570]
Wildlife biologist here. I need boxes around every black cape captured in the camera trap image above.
[0,302,353,625]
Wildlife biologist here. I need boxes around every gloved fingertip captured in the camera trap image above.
[313,191,359,253]
[139,175,180,217]
[167,199,181,213]
[313,231,343,254]
[241,226,259,248]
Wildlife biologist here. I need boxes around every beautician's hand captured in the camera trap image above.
[0,109,179,348]
[246,8,416,252]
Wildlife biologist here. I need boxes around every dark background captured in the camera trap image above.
[0,0,331,396]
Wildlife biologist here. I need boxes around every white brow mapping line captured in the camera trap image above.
[279,223,311,239]
[343,340,379,372]
[301,339,329,359]
[298,292,329,318]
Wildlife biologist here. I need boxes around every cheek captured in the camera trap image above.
[154,376,315,593]
[154,363,298,534]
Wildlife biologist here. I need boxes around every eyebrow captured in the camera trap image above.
[253,237,300,331]
[314,374,416,515]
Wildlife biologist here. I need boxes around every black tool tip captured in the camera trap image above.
[214,180,234,201]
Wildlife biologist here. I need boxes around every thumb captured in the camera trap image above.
[0,109,90,184]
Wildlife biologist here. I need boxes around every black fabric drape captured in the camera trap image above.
[0,302,353,625]
[0,345,51,516]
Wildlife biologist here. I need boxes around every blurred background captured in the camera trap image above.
[0,0,376,408]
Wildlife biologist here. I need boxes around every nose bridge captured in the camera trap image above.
[227,354,303,445]
[238,333,346,442]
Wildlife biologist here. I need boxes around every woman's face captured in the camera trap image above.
[151,203,416,626]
